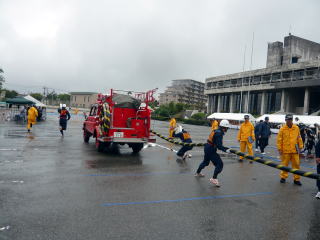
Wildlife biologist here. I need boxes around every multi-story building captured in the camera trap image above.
[70,92,98,109]
[159,79,206,109]
[205,34,320,115]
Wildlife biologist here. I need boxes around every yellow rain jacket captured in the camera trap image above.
[27,106,38,124]
[211,120,219,131]
[169,118,176,138]
[277,124,303,154]
[237,121,255,142]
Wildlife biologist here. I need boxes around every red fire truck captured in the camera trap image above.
[83,89,157,153]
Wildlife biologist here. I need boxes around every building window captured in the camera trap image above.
[282,71,292,79]
[88,97,90,102]
[292,57,298,64]
[75,96,77,101]
[84,97,86,102]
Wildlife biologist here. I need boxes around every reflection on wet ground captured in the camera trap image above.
[0,115,319,240]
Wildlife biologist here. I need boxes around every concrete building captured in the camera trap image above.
[159,79,206,109]
[205,34,320,115]
[70,92,98,108]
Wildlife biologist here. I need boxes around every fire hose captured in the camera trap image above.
[150,130,320,180]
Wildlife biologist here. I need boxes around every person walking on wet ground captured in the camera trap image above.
[302,127,315,157]
[173,125,193,160]
[195,120,231,187]
[58,104,71,136]
[277,114,303,186]
[254,120,263,152]
[314,140,320,199]
[27,105,38,133]
[258,117,271,155]
[237,115,255,163]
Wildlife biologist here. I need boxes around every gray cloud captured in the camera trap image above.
[0,0,319,94]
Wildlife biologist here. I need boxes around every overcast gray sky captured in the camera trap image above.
[0,0,319,94]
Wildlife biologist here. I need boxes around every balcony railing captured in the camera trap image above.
[205,68,320,90]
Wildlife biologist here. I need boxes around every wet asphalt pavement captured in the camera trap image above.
[0,113,319,240]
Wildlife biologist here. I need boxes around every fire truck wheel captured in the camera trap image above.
[96,138,106,152]
[83,130,90,143]
[131,143,144,153]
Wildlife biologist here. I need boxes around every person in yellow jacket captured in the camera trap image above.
[237,114,255,163]
[277,114,303,186]
[211,118,219,131]
[27,105,38,132]
[169,117,176,138]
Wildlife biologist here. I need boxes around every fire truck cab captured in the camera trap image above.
[83,89,156,153]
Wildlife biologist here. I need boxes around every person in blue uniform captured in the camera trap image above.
[58,104,71,136]
[195,119,231,187]
[173,125,193,160]
[315,140,320,199]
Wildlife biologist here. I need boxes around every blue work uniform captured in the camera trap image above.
[254,122,262,149]
[196,127,228,178]
[58,108,71,130]
[173,130,193,157]
[258,121,271,153]
[315,140,320,191]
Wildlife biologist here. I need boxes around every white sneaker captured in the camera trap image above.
[261,152,266,155]
[315,192,320,199]
[209,178,220,187]
[255,148,259,152]
[182,153,188,160]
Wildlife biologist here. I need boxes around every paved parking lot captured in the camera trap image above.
[0,114,319,240]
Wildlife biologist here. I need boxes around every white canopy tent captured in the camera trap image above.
[24,95,46,107]
[207,113,256,122]
[257,114,320,127]
[207,113,256,129]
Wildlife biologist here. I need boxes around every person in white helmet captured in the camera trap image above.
[58,104,71,136]
[173,125,193,160]
[195,119,231,187]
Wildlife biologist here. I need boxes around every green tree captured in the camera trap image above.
[30,93,43,101]
[148,100,159,109]
[57,94,70,102]
[4,89,18,99]
[168,102,176,116]
[191,112,206,120]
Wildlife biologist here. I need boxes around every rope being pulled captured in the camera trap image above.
[150,129,320,180]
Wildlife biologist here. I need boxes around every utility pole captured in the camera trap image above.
[247,32,255,113]
[43,87,47,104]
[240,45,246,113]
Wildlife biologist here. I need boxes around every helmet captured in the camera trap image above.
[285,114,293,121]
[219,119,230,128]
[174,125,183,133]
[62,104,67,108]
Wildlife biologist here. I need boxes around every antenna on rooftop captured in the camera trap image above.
[289,25,292,35]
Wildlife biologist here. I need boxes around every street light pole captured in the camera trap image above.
[247,32,255,113]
